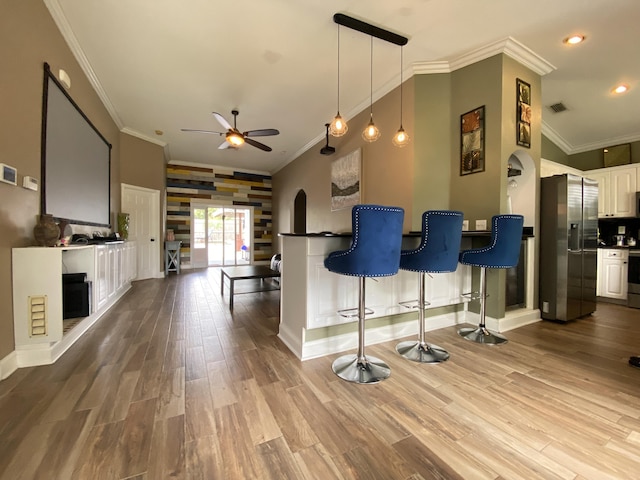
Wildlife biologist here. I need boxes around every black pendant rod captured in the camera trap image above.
[333,13,408,46]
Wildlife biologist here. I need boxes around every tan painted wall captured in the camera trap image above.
[119,132,167,269]
[0,1,123,361]
[0,2,165,364]
[272,79,415,249]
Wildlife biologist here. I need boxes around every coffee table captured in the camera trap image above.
[220,265,280,310]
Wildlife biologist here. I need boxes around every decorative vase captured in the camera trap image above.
[34,214,60,247]
[117,213,130,240]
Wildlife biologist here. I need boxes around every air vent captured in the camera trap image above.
[548,102,567,113]
[28,295,47,337]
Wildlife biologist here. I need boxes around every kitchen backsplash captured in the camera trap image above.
[599,217,640,246]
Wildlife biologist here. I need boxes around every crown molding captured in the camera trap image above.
[541,121,573,153]
[44,0,123,129]
[412,61,452,75]
[414,37,556,78]
[120,127,167,147]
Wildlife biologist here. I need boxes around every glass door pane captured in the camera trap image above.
[208,207,223,266]
[223,208,236,265]
[191,206,207,268]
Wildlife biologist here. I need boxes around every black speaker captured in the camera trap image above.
[63,273,91,319]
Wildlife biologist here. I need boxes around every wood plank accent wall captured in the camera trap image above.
[166,162,273,265]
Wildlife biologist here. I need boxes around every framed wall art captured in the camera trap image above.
[460,106,485,176]
[517,78,531,148]
[330,148,361,211]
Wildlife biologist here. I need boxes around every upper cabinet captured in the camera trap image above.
[585,165,638,218]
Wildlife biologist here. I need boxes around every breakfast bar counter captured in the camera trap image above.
[277,231,537,361]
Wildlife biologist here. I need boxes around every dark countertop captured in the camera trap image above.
[280,226,535,239]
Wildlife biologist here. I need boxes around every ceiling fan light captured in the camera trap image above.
[226,131,244,146]
[392,126,410,147]
[362,118,380,142]
[329,112,348,137]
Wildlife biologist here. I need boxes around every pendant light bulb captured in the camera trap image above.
[392,126,410,147]
[393,45,410,148]
[362,116,381,142]
[330,25,348,137]
[362,36,379,143]
[330,113,348,137]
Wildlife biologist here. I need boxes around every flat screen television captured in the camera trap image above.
[41,62,111,227]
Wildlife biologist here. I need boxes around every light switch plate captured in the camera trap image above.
[475,219,487,230]
[618,226,626,234]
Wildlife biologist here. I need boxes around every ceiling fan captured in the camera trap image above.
[181,109,279,152]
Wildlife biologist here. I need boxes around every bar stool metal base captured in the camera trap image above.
[396,341,450,363]
[458,326,508,345]
[331,354,391,384]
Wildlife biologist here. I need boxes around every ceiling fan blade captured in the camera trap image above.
[212,112,232,131]
[181,128,224,135]
[218,140,231,150]
[244,128,280,137]
[244,137,272,152]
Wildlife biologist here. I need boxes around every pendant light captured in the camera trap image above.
[329,25,348,137]
[362,36,380,142]
[392,46,410,148]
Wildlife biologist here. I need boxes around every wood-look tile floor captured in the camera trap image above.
[1,268,640,479]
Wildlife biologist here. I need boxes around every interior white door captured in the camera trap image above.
[121,183,160,280]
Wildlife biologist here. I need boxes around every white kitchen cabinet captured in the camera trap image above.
[586,165,638,218]
[597,248,628,300]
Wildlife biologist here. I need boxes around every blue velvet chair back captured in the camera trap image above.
[400,210,464,273]
[459,214,524,268]
[324,204,404,277]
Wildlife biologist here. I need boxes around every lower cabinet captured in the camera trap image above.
[597,249,628,300]
[12,242,137,367]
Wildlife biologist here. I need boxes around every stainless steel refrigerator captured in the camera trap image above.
[539,174,598,321]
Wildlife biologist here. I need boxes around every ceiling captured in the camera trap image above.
[45,0,640,174]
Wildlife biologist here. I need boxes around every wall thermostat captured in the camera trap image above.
[23,176,39,191]
[0,163,17,186]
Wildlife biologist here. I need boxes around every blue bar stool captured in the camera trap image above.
[324,204,404,384]
[458,214,524,345]
[397,210,464,363]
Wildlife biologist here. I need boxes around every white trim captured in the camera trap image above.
[0,351,18,380]
[121,127,167,147]
[414,36,556,77]
[43,0,123,129]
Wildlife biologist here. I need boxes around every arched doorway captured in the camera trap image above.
[294,190,307,234]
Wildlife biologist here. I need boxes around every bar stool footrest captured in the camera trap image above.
[399,299,431,310]
[337,307,374,318]
[331,354,390,384]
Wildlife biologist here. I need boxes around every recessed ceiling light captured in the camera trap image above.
[563,34,585,45]
[155,130,164,135]
[612,84,629,94]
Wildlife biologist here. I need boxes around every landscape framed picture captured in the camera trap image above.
[517,78,531,148]
[460,106,485,175]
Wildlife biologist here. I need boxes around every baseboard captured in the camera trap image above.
[462,308,541,333]
[298,311,467,361]
[0,351,18,380]
[6,283,132,378]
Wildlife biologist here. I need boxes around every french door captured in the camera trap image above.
[191,203,252,268]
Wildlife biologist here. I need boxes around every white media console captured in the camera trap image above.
[11,242,136,368]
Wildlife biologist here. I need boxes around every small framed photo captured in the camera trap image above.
[460,106,485,176]
[516,78,531,148]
